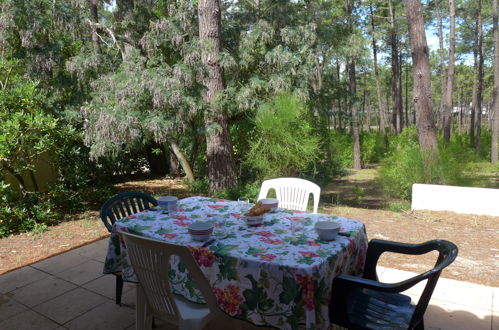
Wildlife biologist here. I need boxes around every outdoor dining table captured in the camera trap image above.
[103,196,368,330]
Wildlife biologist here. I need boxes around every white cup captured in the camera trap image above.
[158,196,178,213]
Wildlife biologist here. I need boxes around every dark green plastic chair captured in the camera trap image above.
[100,192,157,305]
[329,239,458,330]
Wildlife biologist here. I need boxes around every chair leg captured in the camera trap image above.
[116,274,124,305]
[414,318,424,330]
[136,285,154,330]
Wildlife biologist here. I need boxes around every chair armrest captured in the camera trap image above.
[363,239,441,280]
[334,271,432,295]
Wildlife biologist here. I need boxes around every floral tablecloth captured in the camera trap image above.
[103,196,367,330]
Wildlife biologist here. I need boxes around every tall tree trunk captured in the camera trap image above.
[492,0,499,164]
[405,0,442,182]
[348,60,361,170]
[442,0,456,143]
[336,60,343,130]
[369,2,386,134]
[436,0,446,114]
[198,0,237,193]
[389,0,403,134]
[405,63,410,126]
[475,0,484,151]
[347,0,361,170]
[458,85,463,134]
[88,0,101,53]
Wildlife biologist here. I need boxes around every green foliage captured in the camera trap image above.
[0,76,59,189]
[379,127,481,200]
[185,177,210,195]
[360,132,388,164]
[215,182,261,202]
[244,92,319,179]
[386,201,411,212]
[329,131,387,168]
[0,181,60,237]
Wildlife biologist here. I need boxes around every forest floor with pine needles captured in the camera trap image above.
[1,172,498,287]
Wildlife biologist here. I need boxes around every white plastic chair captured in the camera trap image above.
[120,232,225,330]
[258,177,321,213]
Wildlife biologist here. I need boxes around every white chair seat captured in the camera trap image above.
[174,294,211,322]
[258,177,321,213]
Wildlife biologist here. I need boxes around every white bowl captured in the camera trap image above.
[258,198,279,210]
[243,215,264,226]
[188,221,213,240]
[190,233,212,241]
[314,221,340,241]
[188,221,214,231]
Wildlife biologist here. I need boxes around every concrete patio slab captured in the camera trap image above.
[54,260,104,286]
[71,240,109,262]
[64,300,135,330]
[0,266,49,294]
[0,309,59,330]
[31,251,91,275]
[8,275,77,308]
[32,287,107,324]
[425,302,493,330]
[0,293,28,322]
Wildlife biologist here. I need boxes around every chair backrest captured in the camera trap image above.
[258,177,321,213]
[120,232,220,324]
[100,192,157,232]
[408,239,458,328]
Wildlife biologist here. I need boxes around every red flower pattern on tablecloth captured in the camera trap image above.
[214,284,244,316]
[174,220,191,227]
[355,246,365,273]
[128,215,137,219]
[256,253,277,262]
[295,274,315,310]
[259,237,285,245]
[299,251,320,258]
[190,247,215,267]
[307,240,321,246]
[230,213,241,219]
[162,233,178,239]
[286,216,305,222]
[172,215,189,221]
[294,210,305,213]
[177,208,185,212]
[347,237,356,254]
[206,213,216,217]
[254,231,275,237]
[217,199,229,202]
[208,204,225,209]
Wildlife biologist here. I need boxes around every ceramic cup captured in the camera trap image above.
[158,196,178,213]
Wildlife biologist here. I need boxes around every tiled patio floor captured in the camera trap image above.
[0,238,497,330]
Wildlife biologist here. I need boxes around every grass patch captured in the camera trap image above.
[386,201,411,212]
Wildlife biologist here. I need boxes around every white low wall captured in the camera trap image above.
[411,183,499,216]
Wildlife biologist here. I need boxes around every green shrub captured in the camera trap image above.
[244,92,319,179]
[378,127,481,200]
[215,182,261,202]
[0,181,61,237]
[360,132,388,164]
[386,200,411,212]
[185,177,210,195]
[329,130,354,168]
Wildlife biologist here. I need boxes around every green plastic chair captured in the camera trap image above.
[329,239,458,330]
[100,192,157,304]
